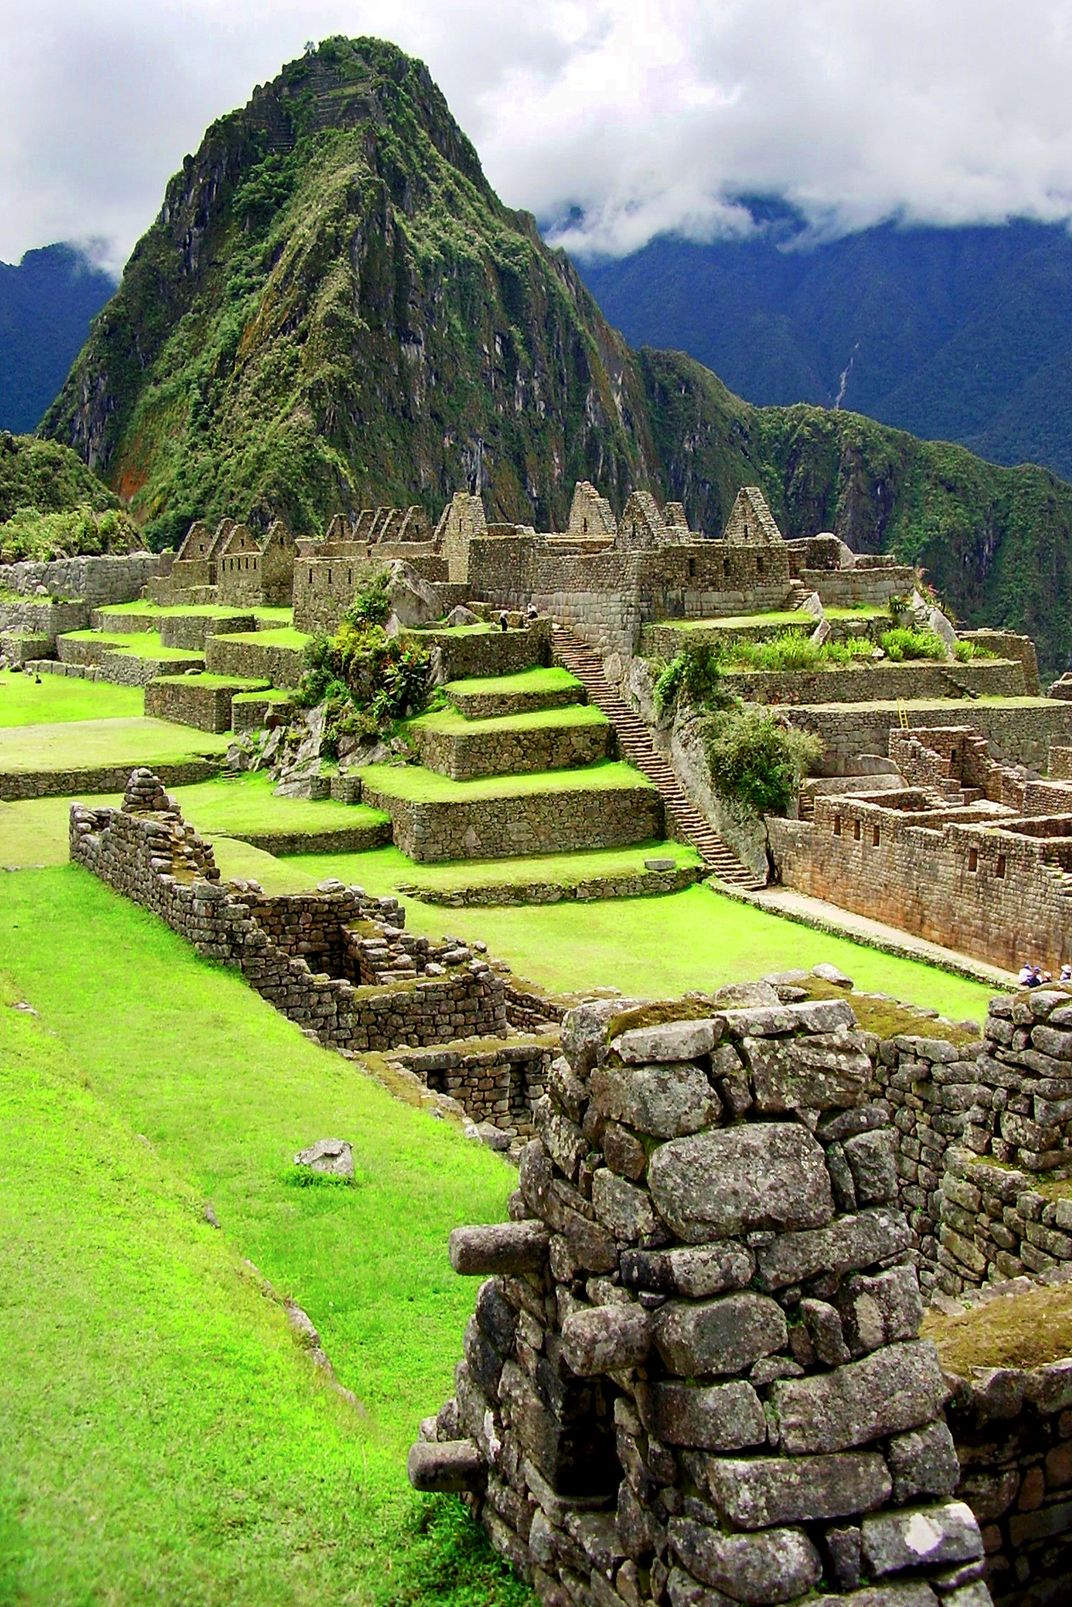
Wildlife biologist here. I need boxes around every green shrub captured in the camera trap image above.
[343,570,392,627]
[704,709,822,819]
[293,618,431,740]
[653,641,736,716]
[878,626,948,662]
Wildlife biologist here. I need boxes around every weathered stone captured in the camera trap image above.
[756,1207,912,1289]
[648,1123,834,1242]
[449,1221,550,1275]
[612,1017,723,1063]
[695,1450,892,1528]
[745,1030,871,1113]
[640,1380,766,1450]
[843,1129,898,1204]
[861,1500,983,1575]
[772,1341,949,1453]
[293,1137,354,1177]
[668,1518,822,1605]
[591,1169,657,1242]
[590,1061,722,1140]
[666,1568,735,1607]
[407,1438,484,1492]
[561,998,649,1073]
[604,1122,647,1180]
[560,1305,652,1376]
[886,1421,961,1504]
[800,1298,851,1365]
[838,1262,924,1356]
[653,1292,787,1377]
[620,1242,755,1299]
[721,998,856,1038]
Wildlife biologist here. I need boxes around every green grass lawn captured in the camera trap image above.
[211,835,321,892]
[823,605,893,620]
[151,672,271,691]
[103,602,294,623]
[60,629,204,661]
[407,702,605,737]
[214,627,311,650]
[0,793,119,866]
[445,666,581,698]
[0,668,143,725]
[0,717,230,777]
[289,839,700,896]
[283,858,993,1023]
[172,771,390,842]
[0,870,530,1606]
[360,758,655,803]
[658,610,814,631]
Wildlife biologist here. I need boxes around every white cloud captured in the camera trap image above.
[4,0,1072,266]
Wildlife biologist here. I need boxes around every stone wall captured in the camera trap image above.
[144,675,269,734]
[391,1036,556,1138]
[409,991,991,1607]
[363,777,664,862]
[414,621,552,683]
[798,567,917,608]
[724,660,1025,707]
[1,756,220,802]
[769,793,1072,975]
[203,634,306,687]
[785,701,1072,774]
[292,546,449,633]
[69,772,508,1052]
[958,632,1041,696]
[409,714,610,780]
[945,1357,1072,1605]
[446,680,585,721]
[0,552,159,606]
[408,863,704,908]
[56,635,205,686]
[0,597,89,639]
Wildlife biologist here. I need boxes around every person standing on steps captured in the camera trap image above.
[498,609,509,632]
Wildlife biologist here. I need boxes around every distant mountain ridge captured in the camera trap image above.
[38,37,1072,672]
[578,213,1072,480]
[0,244,115,433]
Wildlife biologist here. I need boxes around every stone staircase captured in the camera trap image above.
[552,626,765,887]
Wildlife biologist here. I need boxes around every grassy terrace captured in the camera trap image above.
[0,872,527,1605]
[657,609,814,632]
[286,849,994,1022]
[444,666,581,698]
[0,716,230,777]
[60,629,204,661]
[0,668,143,725]
[152,672,270,690]
[407,702,606,737]
[213,626,311,649]
[171,772,389,843]
[101,602,295,622]
[359,758,654,803]
[290,839,700,896]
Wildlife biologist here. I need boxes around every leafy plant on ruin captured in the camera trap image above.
[294,616,432,754]
[703,708,822,820]
[653,641,737,717]
[878,626,949,662]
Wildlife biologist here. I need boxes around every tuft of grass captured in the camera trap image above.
[925,1281,1072,1374]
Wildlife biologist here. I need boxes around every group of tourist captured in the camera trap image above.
[1019,961,1072,987]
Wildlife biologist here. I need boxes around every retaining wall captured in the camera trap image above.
[0,552,159,606]
[409,715,611,781]
[725,660,1025,707]
[785,700,1072,773]
[144,675,270,734]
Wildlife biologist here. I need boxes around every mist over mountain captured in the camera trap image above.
[0,244,116,433]
[578,211,1072,480]
[39,36,1072,671]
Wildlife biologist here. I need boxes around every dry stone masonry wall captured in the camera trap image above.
[410,990,993,1607]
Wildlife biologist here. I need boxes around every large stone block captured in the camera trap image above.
[860,1501,983,1575]
[640,1380,766,1450]
[648,1123,834,1241]
[744,1030,872,1113]
[590,1061,722,1140]
[611,1017,723,1063]
[668,1518,822,1605]
[756,1207,912,1289]
[653,1292,788,1377]
[695,1450,892,1528]
[772,1341,948,1453]
[620,1242,755,1299]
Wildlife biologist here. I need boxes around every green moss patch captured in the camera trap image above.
[925,1281,1072,1373]
[212,627,311,650]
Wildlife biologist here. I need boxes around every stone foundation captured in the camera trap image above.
[409,713,611,780]
[410,990,992,1607]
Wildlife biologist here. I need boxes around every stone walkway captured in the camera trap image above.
[718,881,1015,991]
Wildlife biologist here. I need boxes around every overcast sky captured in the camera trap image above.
[5,0,1072,272]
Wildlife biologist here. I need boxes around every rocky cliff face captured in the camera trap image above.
[42,36,1072,669]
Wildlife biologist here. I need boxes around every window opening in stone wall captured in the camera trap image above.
[853,819,861,841]
[872,824,880,846]
[688,558,696,576]
[833,814,841,836]
[968,847,978,872]
[757,556,765,575]
[996,854,1006,878]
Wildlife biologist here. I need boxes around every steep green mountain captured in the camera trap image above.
[0,433,140,562]
[41,38,1072,671]
[0,245,115,433]
[43,37,658,548]
[579,218,1072,481]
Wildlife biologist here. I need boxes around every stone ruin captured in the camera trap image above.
[409,989,994,1607]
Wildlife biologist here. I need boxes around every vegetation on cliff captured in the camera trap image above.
[0,433,141,562]
[41,36,1072,668]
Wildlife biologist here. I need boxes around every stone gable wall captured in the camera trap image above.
[409,992,992,1606]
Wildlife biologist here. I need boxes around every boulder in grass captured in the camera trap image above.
[293,1138,354,1179]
